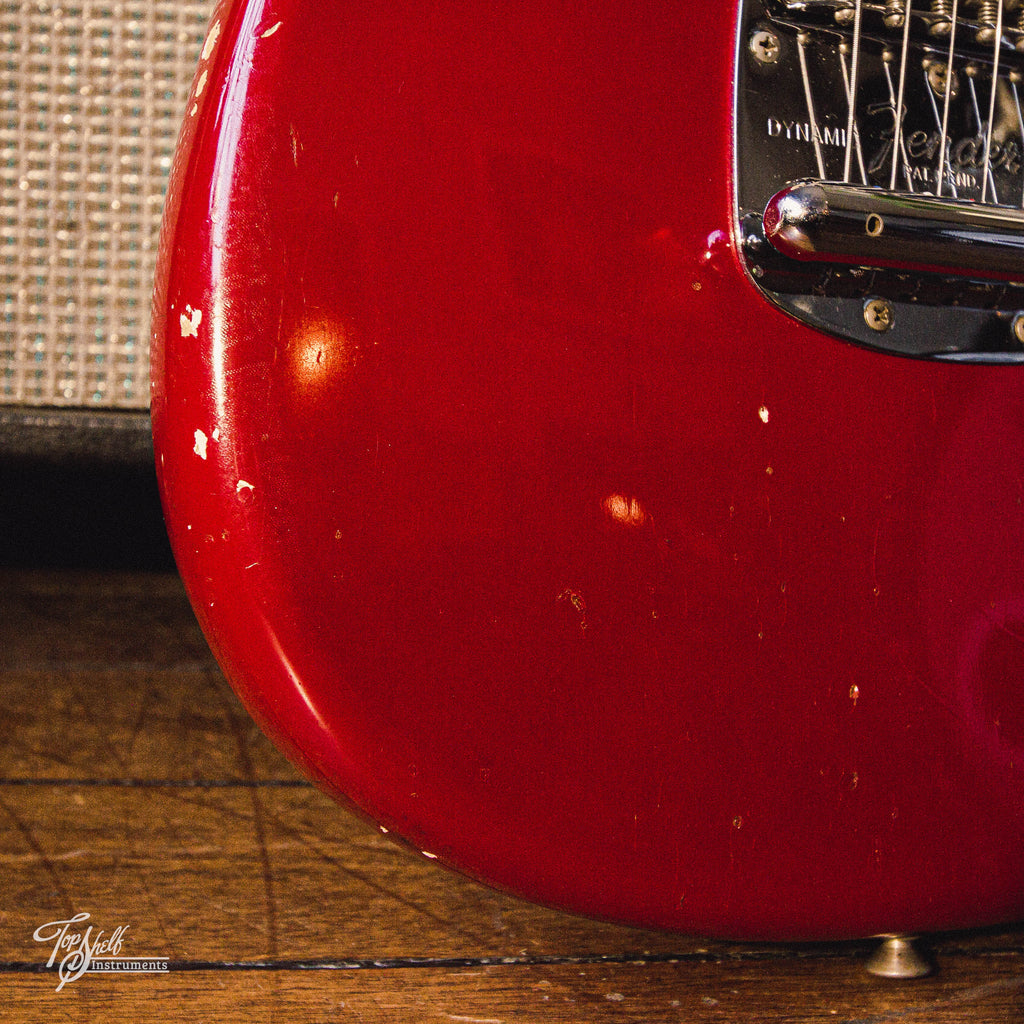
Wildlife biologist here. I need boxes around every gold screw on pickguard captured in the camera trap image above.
[864,298,895,333]
[749,28,780,65]
[1012,313,1024,345]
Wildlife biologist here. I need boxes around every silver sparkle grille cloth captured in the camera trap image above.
[1,1,212,409]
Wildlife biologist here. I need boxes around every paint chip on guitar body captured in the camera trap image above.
[201,19,221,60]
[180,305,202,338]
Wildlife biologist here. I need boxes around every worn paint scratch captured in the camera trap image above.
[557,589,588,633]
[201,19,222,60]
[180,305,202,338]
[261,21,283,38]
[193,429,208,460]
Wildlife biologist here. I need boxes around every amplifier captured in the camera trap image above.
[1,0,213,460]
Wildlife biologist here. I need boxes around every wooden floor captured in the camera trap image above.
[2,568,1023,1022]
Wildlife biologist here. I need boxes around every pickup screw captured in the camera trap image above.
[750,28,781,64]
[973,0,1000,44]
[929,0,954,37]
[835,2,856,25]
[1012,313,1024,345]
[884,0,905,28]
[864,298,895,332]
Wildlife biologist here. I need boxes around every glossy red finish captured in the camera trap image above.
[152,0,1024,940]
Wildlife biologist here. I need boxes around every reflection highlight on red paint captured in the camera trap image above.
[602,493,649,527]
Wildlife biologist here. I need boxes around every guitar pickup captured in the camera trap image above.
[769,0,1024,50]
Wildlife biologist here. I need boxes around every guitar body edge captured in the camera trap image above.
[151,0,1024,940]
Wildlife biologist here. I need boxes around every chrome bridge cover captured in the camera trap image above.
[736,0,1024,358]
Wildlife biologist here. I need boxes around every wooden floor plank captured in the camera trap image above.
[4,957,1024,1024]
[0,568,299,781]
[0,667,296,781]
[0,569,211,672]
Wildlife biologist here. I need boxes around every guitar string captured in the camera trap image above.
[784,3,1014,200]
[1011,79,1024,207]
[968,74,1000,204]
[924,60,960,195]
[980,0,1004,204]
[842,0,865,183]
[935,0,960,196]
[883,58,916,190]
[889,0,915,190]
[839,44,869,182]
[797,32,827,178]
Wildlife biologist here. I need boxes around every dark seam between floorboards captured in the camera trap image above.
[0,950,879,973]
[0,779,311,788]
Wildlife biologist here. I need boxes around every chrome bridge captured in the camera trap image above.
[737,0,1024,358]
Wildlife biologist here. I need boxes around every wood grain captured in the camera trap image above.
[1,569,1023,1021]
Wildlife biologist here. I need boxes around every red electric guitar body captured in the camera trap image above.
[153,0,1024,941]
